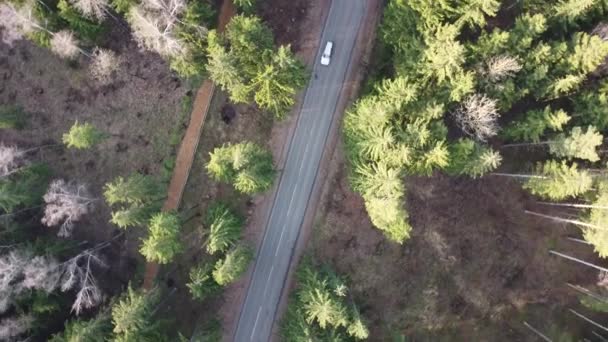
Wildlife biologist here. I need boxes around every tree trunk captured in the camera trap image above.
[550,250,608,273]
[538,202,608,210]
[522,321,553,342]
[566,283,608,303]
[570,309,608,333]
[491,173,547,179]
[525,210,608,231]
[566,236,591,245]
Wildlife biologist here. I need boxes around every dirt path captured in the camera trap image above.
[142,0,236,290]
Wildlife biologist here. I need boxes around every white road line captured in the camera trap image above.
[263,265,275,297]
[275,227,286,257]
[251,306,263,341]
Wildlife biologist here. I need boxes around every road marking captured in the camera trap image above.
[275,227,286,257]
[286,188,297,216]
[264,265,275,297]
[251,306,263,341]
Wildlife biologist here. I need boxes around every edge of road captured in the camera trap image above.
[231,1,338,339]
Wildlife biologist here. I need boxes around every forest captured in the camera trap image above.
[3,0,608,340]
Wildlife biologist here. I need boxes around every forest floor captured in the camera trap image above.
[0,24,192,292]
[308,141,603,340]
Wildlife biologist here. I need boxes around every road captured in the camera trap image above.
[234,0,366,341]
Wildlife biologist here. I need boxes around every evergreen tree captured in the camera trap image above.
[205,202,243,255]
[0,106,27,130]
[523,160,592,200]
[0,164,50,213]
[302,289,348,329]
[549,126,602,162]
[573,82,608,130]
[454,0,501,29]
[50,311,111,342]
[212,244,253,286]
[502,106,571,142]
[111,205,159,229]
[187,262,221,301]
[447,138,501,178]
[422,24,465,83]
[140,212,183,264]
[583,182,608,257]
[347,308,370,340]
[111,286,166,341]
[104,173,162,206]
[62,121,106,149]
[553,0,597,23]
[206,142,276,194]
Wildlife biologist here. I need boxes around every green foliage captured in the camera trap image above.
[583,181,608,257]
[104,173,162,206]
[170,0,216,78]
[573,82,608,130]
[502,106,571,142]
[50,312,112,342]
[111,286,166,341]
[548,126,602,162]
[207,15,307,118]
[454,0,501,29]
[204,202,243,255]
[233,0,256,12]
[580,295,608,313]
[111,0,139,14]
[446,138,501,178]
[187,262,221,301]
[104,173,162,229]
[57,0,104,42]
[140,212,183,264]
[206,142,276,194]
[553,0,597,23]
[0,106,27,129]
[523,160,592,200]
[62,121,106,149]
[212,244,253,286]
[183,319,222,342]
[422,24,465,84]
[281,262,369,341]
[0,164,50,213]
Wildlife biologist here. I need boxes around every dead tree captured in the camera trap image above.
[42,179,97,237]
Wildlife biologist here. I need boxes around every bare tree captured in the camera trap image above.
[484,55,522,82]
[42,179,97,237]
[0,314,33,341]
[0,145,26,178]
[453,94,500,141]
[60,250,107,315]
[68,0,109,21]
[0,250,31,313]
[2,1,43,37]
[50,30,81,59]
[127,0,187,57]
[90,48,122,84]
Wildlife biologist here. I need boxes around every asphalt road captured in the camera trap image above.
[233,0,366,341]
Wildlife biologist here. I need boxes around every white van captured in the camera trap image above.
[320,41,333,66]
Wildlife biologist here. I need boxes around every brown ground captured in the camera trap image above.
[309,143,601,340]
[142,0,236,291]
[0,29,191,286]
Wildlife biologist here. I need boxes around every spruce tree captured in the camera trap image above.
[140,212,183,264]
[212,244,253,286]
[50,312,111,342]
[187,262,221,301]
[62,121,106,149]
[205,202,243,255]
[549,126,602,162]
[523,160,592,200]
[111,286,165,341]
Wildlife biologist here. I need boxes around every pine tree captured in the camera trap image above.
[140,212,183,264]
[204,202,243,255]
[212,244,253,286]
[502,106,571,142]
[63,121,106,150]
[454,0,501,29]
[111,286,165,341]
[549,126,602,162]
[422,24,465,83]
[302,288,348,329]
[447,138,501,178]
[187,262,221,301]
[523,160,592,200]
[103,173,162,206]
[50,311,111,342]
[583,182,608,258]
[206,142,276,194]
